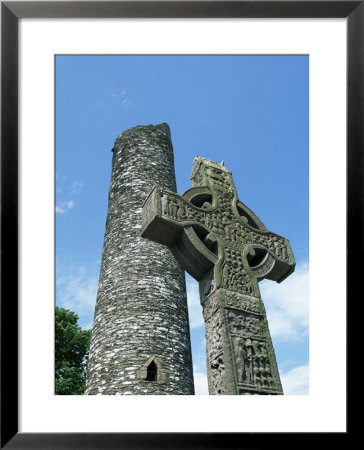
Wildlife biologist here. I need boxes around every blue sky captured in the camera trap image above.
[56,55,309,395]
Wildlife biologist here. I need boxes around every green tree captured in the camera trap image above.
[55,306,92,395]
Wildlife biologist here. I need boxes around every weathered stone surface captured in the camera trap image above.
[85,123,194,395]
[142,156,295,395]
[203,289,283,395]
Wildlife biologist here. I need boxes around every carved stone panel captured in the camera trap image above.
[203,296,226,395]
[203,288,283,395]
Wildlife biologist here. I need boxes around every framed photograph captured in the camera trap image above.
[2,1,357,447]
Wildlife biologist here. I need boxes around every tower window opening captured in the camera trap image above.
[146,361,158,381]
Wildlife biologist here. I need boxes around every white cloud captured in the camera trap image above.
[192,337,207,371]
[192,337,209,395]
[111,88,127,98]
[55,177,84,211]
[55,199,74,214]
[56,262,98,328]
[186,277,204,329]
[260,260,309,341]
[193,372,209,395]
[70,181,84,194]
[281,365,309,395]
[111,88,130,108]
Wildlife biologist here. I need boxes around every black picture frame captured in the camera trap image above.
[1,1,357,448]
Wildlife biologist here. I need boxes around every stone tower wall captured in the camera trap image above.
[85,123,195,395]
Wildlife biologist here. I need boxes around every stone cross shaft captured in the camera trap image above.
[142,157,295,395]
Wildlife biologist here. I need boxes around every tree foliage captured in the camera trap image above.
[55,306,92,395]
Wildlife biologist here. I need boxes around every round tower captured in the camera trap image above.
[85,123,195,395]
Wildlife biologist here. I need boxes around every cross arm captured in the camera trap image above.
[141,185,211,244]
[141,186,218,280]
[242,230,296,284]
[141,186,182,246]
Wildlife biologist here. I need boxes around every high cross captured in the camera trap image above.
[142,156,295,395]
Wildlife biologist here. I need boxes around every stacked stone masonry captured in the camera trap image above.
[85,123,195,395]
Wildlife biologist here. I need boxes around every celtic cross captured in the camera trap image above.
[141,157,295,395]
